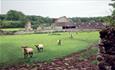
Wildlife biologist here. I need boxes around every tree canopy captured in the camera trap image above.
[6,10,25,21]
[0,9,109,28]
[107,1,115,26]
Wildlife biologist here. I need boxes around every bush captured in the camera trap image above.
[1,21,24,28]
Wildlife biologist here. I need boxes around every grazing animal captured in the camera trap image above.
[21,46,33,58]
[35,44,44,52]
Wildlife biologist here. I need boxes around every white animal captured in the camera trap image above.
[22,46,33,58]
[35,44,44,52]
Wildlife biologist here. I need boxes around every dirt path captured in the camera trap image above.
[0,45,98,70]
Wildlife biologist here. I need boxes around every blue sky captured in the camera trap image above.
[0,0,113,18]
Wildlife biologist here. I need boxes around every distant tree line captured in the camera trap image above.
[70,17,104,23]
[0,10,53,28]
[0,7,114,28]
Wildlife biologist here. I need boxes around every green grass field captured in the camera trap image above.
[0,32,99,66]
[1,28,24,31]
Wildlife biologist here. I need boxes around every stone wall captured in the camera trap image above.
[97,26,115,70]
[0,30,16,35]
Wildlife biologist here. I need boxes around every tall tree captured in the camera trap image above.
[6,10,25,20]
[0,14,6,20]
[108,1,115,26]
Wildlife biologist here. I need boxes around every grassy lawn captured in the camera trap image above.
[0,32,99,66]
[1,28,24,31]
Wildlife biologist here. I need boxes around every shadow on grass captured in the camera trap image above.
[0,43,25,67]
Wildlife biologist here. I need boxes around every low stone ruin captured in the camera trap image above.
[25,21,33,31]
[97,26,115,70]
[0,30,16,35]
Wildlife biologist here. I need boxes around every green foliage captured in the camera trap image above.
[0,20,3,28]
[25,15,38,21]
[0,20,24,28]
[0,32,99,66]
[111,2,115,26]
[0,14,6,20]
[103,16,112,25]
[0,9,107,28]
[109,2,115,8]
[107,1,115,26]
[0,10,53,28]
[6,10,25,21]
[70,17,104,23]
